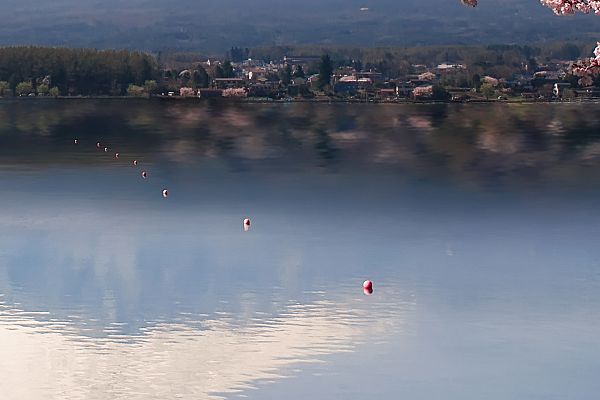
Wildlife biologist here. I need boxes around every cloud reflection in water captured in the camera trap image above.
[0,292,408,400]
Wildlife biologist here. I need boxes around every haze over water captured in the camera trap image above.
[1,100,600,399]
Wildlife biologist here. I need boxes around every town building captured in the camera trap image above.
[213,78,246,89]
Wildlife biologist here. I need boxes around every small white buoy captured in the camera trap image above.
[141,171,148,179]
[96,142,101,148]
[104,147,108,152]
[243,218,251,232]
[115,152,119,159]
[162,189,168,198]
[133,160,138,166]
[74,139,78,144]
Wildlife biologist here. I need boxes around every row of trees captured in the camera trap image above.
[0,47,157,96]
[251,41,599,81]
[0,80,60,97]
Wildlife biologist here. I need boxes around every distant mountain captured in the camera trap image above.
[1,0,599,53]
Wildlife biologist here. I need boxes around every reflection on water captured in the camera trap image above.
[1,100,600,399]
[1,100,600,188]
[0,294,408,400]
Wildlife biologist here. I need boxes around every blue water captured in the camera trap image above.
[1,100,600,399]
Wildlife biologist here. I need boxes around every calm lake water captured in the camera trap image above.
[1,99,600,399]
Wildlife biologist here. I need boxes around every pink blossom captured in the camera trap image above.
[570,42,600,86]
[222,88,248,97]
[179,87,195,97]
[461,0,600,86]
[539,0,600,15]
[413,85,434,98]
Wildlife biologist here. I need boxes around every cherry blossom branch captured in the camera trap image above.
[570,42,600,86]
[461,1,600,17]
[460,0,600,86]
[539,0,600,15]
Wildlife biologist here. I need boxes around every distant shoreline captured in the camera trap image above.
[1,95,599,105]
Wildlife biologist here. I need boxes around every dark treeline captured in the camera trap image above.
[0,47,157,96]
[252,42,595,65]
[250,42,597,78]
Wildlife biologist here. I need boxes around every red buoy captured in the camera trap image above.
[141,171,148,179]
[244,218,251,226]
[363,287,373,296]
[363,280,373,291]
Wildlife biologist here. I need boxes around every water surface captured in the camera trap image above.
[1,100,600,399]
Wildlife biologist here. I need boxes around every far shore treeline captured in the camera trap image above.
[0,42,597,98]
[0,47,156,96]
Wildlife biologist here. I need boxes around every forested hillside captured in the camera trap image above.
[0,48,156,96]
[1,0,599,52]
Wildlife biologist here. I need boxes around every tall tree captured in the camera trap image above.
[213,65,225,79]
[0,81,8,96]
[222,60,234,78]
[228,47,249,63]
[318,54,333,90]
[280,64,292,85]
[192,65,209,88]
[293,65,305,78]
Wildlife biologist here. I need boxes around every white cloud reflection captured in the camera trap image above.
[0,295,406,400]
